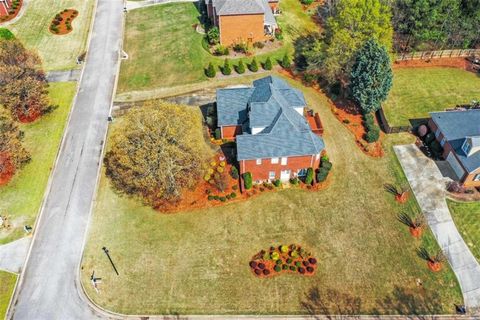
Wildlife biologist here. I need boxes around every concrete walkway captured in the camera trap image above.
[46,69,82,83]
[394,144,480,309]
[126,0,196,10]
[0,237,30,274]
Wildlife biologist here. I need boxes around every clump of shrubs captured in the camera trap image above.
[363,113,380,143]
[316,155,332,183]
[235,59,246,74]
[249,58,259,72]
[273,179,281,187]
[205,62,216,78]
[305,167,314,185]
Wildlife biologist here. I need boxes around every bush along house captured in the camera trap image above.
[205,0,278,46]
[215,76,325,186]
[428,109,480,187]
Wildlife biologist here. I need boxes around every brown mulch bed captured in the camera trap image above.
[278,69,384,158]
[446,188,480,202]
[0,152,15,186]
[49,9,78,35]
[0,0,22,23]
[393,57,474,72]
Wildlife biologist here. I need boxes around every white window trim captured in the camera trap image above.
[462,140,471,155]
[256,158,262,165]
[271,157,279,164]
[474,174,480,182]
[269,171,276,180]
[281,157,288,165]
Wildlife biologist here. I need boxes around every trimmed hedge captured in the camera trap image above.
[363,113,380,143]
[243,172,253,190]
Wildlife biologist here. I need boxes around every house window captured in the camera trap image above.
[440,137,446,147]
[256,159,262,165]
[462,140,472,155]
[271,157,279,164]
[269,171,276,180]
[297,168,308,177]
[281,157,288,165]
[474,174,480,182]
[435,129,441,138]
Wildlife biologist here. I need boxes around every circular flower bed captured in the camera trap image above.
[249,244,317,278]
[49,9,78,35]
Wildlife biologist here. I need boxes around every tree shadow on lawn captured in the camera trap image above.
[301,285,456,318]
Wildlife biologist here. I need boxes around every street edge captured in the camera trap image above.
[5,0,100,316]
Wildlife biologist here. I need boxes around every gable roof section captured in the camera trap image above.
[216,87,254,126]
[215,0,264,15]
[431,110,480,173]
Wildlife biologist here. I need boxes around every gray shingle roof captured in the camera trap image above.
[212,0,277,26]
[215,76,325,160]
[430,109,480,173]
[216,87,254,126]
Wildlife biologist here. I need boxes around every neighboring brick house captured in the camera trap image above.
[216,76,325,183]
[428,109,480,187]
[0,0,12,16]
[206,0,278,46]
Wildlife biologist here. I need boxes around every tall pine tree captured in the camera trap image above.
[349,39,393,114]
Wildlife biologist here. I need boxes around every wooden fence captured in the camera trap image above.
[376,108,412,134]
[395,49,480,61]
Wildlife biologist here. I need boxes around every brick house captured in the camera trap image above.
[428,109,480,187]
[205,0,278,46]
[0,0,12,16]
[216,76,325,183]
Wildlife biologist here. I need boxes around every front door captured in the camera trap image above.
[280,170,291,182]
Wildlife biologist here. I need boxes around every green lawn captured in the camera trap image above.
[117,0,317,93]
[448,200,480,263]
[81,77,461,315]
[0,271,16,319]
[0,82,77,244]
[8,0,94,71]
[383,68,480,127]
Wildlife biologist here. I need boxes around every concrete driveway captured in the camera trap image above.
[8,0,124,318]
[394,144,480,310]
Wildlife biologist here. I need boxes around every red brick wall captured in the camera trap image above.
[221,125,242,139]
[219,14,266,46]
[239,154,320,181]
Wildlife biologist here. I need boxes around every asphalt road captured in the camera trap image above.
[9,0,123,318]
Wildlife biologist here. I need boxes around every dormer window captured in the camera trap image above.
[462,140,472,155]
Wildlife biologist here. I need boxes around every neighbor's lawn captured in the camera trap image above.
[8,0,94,71]
[383,67,480,127]
[0,82,77,244]
[81,76,461,315]
[117,0,317,93]
[0,271,16,319]
[448,200,480,263]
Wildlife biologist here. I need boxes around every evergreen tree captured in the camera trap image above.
[281,53,291,69]
[249,57,259,72]
[263,57,273,70]
[222,58,232,75]
[236,59,245,74]
[349,39,393,114]
[205,62,216,78]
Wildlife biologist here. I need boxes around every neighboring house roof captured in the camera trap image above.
[211,0,277,26]
[216,76,325,161]
[430,109,480,173]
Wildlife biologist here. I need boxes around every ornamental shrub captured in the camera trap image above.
[250,261,257,268]
[417,124,428,138]
[282,264,288,270]
[316,167,329,183]
[275,259,282,265]
[305,167,314,185]
[321,160,332,171]
[207,27,220,45]
[424,132,435,144]
[290,177,299,185]
[281,53,291,69]
[298,267,306,274]
[243,172,253,190]
[226,194,231,200]
[214,128,221,140]
[308,257,317,264]
[236,59,246,74]
[274,265,281,272]
[301,0,314,4]
[273,179,281,187]
[207,195,214,201]
[205,62,216,78]
[271,251,280,260]
[249,58,259,72]
[365,126,380,143]
[290,266,296,271]
[280,245,289,253]
[263,57,273,70]
[306,266,314,273]
[222,58,232,75]
[230,192,237,198]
